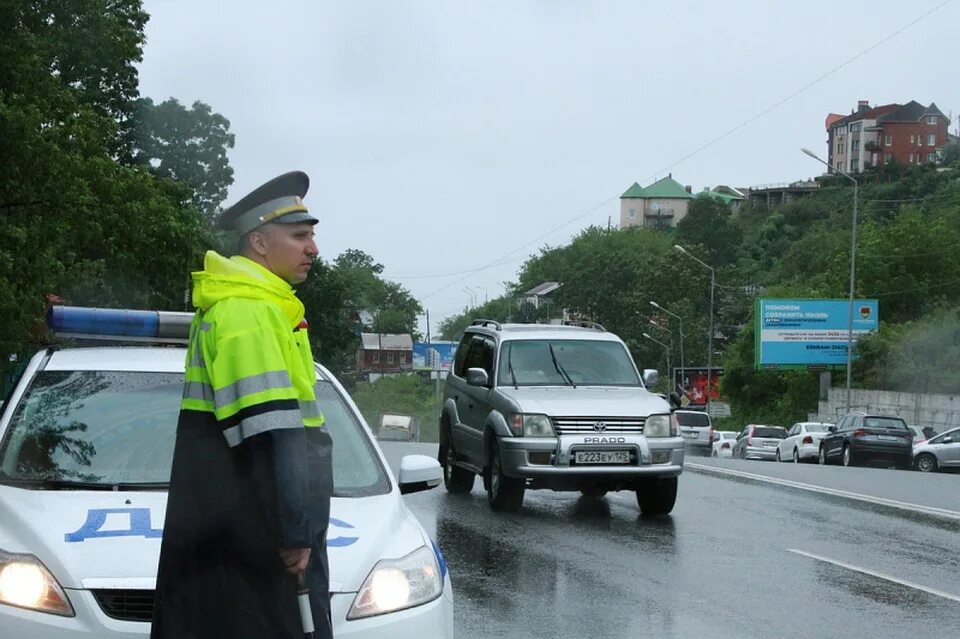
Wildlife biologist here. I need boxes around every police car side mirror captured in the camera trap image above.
[398,455,443,495]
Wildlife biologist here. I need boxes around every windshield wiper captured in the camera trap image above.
[507,343,519,389]
[548,344,576,388]
[0,476,168,491]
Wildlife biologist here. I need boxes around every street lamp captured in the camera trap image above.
[463,287,476,308]
[674,244,715,412]
[642,332,671,380]
[802,147,858,413]
[650,300,684,382]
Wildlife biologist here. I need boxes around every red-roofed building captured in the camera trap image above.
[826,100,950,173]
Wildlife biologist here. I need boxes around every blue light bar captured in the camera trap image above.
[47,306,193,343]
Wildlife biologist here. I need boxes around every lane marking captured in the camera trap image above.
[787,548,960,604]
[685,462,960,523]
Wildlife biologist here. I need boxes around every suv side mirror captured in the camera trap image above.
[668,391,681,409]
[466,367,490,387]
[642,369,659,387]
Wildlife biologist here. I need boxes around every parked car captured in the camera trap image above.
[912,426,960,473]
[676,409,713,456]
[710,431,738,458]
[732,425,787,460]
[819,412,913,468]
[378,414,419,442]
[440,319,684,515]
[776,422,832,463]
[0,307,455,639]
[907,425,938,446]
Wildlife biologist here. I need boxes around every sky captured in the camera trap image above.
[137,0,958,336]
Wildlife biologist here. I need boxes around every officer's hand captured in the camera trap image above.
[278,547,311,574]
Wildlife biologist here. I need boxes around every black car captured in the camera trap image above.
[819,412,913,468]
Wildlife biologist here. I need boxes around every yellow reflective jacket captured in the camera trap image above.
[181,251,324,446]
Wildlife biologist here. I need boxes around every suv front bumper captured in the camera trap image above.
[498,436,684,478]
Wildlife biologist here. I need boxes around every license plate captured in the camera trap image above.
[763,441,777,447]
[574,450,631,464]
[878,435,901,441]
[682,431,698,439]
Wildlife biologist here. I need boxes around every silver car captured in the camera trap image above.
[912,427,960,472]
[439,320,684,515]
[776,422,832,463]
[732,425,787,460]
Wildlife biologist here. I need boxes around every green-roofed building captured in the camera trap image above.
[620,174,694,230]
[698,185,747,211]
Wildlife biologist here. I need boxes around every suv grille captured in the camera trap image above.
[92,589,155,622]
[552,417,645,435]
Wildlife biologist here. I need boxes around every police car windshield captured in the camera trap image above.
[0,370,390,496]
[497,340,641,387]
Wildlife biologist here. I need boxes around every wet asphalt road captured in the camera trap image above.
[381,442,960,639]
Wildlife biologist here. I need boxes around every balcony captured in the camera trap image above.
[644,208,675,218]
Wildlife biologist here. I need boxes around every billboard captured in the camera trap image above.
[673,367,724,408]
[755,298,879,369]
[413,341,458,371]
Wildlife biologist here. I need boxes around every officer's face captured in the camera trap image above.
[255,222,318,284]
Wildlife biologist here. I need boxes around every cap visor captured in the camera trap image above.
[273,212,319,225]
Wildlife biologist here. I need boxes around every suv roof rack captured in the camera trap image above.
[562,320,606,332]
[470,319,502,330]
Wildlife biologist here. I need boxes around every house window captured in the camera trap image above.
[628,208,636,219]
[927,133,936,146]
[836,161,842,171]
[927,153,937,163]
[927,116,937,125]
[851,140,860,153]
[372,352,380,363]
[850,158,859,172]
[884,134,892,146]
[850,122,862,132]
[399,353,407,364]
[884,153,893,164]
[387,352,395,364]
[910,134,915,144]
[908,153,914,163]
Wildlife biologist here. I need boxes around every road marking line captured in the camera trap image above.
[685,462,960,522]
[787,548,960,604]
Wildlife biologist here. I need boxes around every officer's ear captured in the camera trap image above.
[245,227,272,258]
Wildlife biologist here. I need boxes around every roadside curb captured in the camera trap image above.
[685,462,960,524]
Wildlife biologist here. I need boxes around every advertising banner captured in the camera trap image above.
[755,298,879,369]
[673,367,724,408]
[413,341,458,371]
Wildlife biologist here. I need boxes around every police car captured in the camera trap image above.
[0,307,454,638]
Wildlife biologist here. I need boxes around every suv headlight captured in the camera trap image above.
[0,549,74,617]
[347,546,442,620]
[510,413,555,437]
[645,413,679,438]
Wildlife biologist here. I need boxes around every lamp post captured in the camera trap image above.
[463,287,476,309]
[642,332,672,384]
[650,300,684,383]
[674,245,715,412]
[802,147,858,413]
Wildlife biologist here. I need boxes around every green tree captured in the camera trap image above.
[131,98,236,216]
[675,196,742,266]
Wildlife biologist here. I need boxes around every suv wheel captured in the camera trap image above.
[636,477,677,516]
[486,438,525,513]
[439,422,475,494]
[841,445,856,467]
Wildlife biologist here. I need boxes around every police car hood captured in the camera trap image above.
[500,386,671,418]
[0,487,426,594]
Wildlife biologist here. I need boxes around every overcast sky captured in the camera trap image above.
[138,0,957,335]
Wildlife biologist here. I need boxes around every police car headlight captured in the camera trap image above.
[645,413,679,438]
[0,549,74,617]
[347,546,442,620]
[510,413,555,437]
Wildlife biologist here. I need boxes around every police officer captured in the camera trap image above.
[152,171,334,639]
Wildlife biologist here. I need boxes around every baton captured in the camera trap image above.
[297,571,314,637]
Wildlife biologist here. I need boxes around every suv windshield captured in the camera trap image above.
[863,417,908,430]
[497,339,640,387]
[0,369,389,497]
[753,427,786,439]
[676,412,710,427]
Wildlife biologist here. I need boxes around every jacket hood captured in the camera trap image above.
[192,251,304,327]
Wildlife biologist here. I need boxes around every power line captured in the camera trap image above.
[417,1,953,305]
